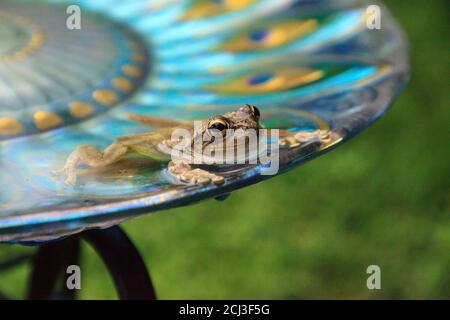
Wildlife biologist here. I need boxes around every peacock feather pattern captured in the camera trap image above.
[0,0,409,243]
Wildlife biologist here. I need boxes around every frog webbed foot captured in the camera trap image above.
[168,161,225,186]
[279,129,336,148]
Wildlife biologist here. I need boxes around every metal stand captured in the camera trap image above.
[27,226,156,300]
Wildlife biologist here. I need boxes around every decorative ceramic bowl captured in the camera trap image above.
[0,0,409,243]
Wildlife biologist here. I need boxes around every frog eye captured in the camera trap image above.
[208,117,229,131]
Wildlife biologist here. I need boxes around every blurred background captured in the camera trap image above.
[0,0,448,299]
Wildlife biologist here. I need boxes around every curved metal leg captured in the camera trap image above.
[0,253,33,272]
[81,226,156,300]
[27,225,156,300]
[28,236,80,300]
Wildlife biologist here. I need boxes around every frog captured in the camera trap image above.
[54,105,336,186]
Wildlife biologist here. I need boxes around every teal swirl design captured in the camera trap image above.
[0,0,409,243]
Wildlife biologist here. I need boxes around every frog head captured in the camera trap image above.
[159,105,263,164]
[195,104,262,154]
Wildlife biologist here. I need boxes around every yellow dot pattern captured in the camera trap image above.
[33,111,62,130]
[0,15,148,138]
[0,12,46,63]
[93,90,119,106]
[112,77,133,93]
[0,118,23,136]
[122,64,142,77]
[69,101,94,118]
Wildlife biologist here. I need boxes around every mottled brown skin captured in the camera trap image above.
[55,105,261,186]
[55,105,334,186]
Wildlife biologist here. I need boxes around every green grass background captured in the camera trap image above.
[0,0,449,299]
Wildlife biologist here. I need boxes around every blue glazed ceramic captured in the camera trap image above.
[0,0,409,243]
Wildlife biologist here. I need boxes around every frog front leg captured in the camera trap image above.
[55,142,128,186]
[168,160,225,186]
